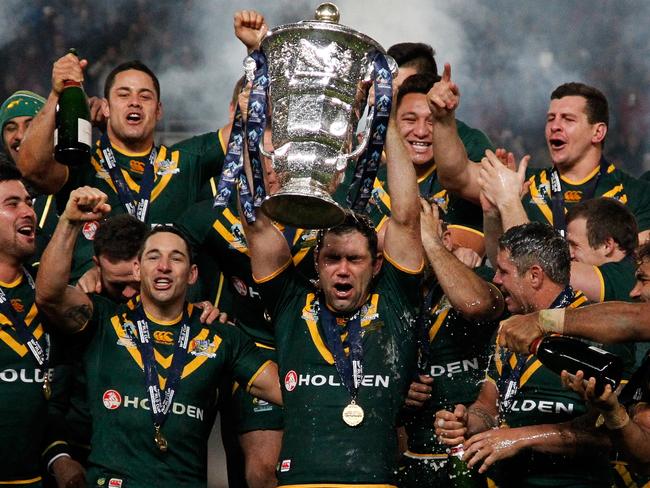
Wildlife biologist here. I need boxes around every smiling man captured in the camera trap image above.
[16,40,257,281]
[34,186,281,488]
[427,72,650,243]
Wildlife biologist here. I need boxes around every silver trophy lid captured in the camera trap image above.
[262,3,385,54]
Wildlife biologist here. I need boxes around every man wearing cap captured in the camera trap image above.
[0,91,58,242]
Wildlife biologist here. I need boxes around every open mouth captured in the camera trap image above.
[17,224,34,238]
[126,112,142,123]
[549,138,566,150]
[153,277,172,290]
[333,283,353,298]
[408,141,432,153]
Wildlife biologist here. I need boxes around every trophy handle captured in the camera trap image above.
[336,109,375,170]
[259,142,274,159]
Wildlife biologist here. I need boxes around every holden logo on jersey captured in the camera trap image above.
[284,370,298,392]
[153,330,174,345]
[82,221,99,240]
[103,389,122,410]
[232,276,248,296]
[157,159,180,176]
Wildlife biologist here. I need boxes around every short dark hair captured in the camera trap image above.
[396,73,437,109]
[387,42,438,77]
[550,82,609,127]
[138,224,195,265]
[316,210,378,263]
[104,60,161,100]
[566,197,638,256]
[0,160,22,183]
[93,214,148,261]
[498,222,570,285]
[636,242,650,264]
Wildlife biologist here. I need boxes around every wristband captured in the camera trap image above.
[538,308,565,334]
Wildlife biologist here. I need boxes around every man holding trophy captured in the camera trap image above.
[232,6,424,486]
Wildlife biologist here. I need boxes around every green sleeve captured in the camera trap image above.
[172,131,225,186]
[216,323,268,389]
[598,257,636,302]
[621,173,650,232]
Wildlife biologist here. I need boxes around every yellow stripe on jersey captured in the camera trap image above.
[428,308,450,343]
[303,293,335,365]
[38,195,54,229]
[0,303,42,357]
[519,359,544,387]
[528,177,553,225]
[0,476,42,484]
[246,359,273,392]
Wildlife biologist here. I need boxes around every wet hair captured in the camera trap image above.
[550,82,609,127]
[315,210,378,263]
[230,75,246,109]
[635,242,650,265]
[387,42,438,77]
[396,73,437,109]
[566,197,638,256]
[498,222,570,285]
[138,224,196,265]
[104,60,161,100]
[93,214,148,261]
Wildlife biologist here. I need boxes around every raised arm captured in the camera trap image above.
[499,301,650,353]
[427,63,481,203]
[18,53,86,194]
[36,187,111,333]
[382,103,423,271]
[420,199,503,320]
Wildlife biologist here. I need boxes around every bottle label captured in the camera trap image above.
[54,128,58,147]
[78,118,92,147]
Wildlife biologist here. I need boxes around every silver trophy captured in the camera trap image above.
[256,3,395,229]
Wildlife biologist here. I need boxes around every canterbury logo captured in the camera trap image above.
[563,190,582,202]
[153,330,174,345]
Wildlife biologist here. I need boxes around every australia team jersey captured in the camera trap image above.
[486,289,611,487]
[59,132,226,281]
[524,163,650,232]
[81,295,268,488]
[257,257,422,487]
[0,273,59,487]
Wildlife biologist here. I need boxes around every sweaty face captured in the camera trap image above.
[317,230,380,315]
[103,69,161,152]
[545,96,601,170]
[0,180,36,263]
[97,255,139,302]
[2,116,33,164]
[134,232,197,309]
[630,259,650,302]
[566,217,609,266]
[492,249,533,314]
[397,93,434,171]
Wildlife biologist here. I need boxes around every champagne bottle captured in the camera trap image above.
[448,444,485,487]
[54,48,91,166]
[530,335,623,396]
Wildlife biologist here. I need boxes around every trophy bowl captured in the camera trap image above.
[259,3,391,229]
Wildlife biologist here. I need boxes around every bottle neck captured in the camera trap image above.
[529,337,543,355]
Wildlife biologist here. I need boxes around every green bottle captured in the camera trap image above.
[54,48,91,166]
[448,444,486,487]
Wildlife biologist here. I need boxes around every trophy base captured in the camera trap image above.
[262,192,346,229]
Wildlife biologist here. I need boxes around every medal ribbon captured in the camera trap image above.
[497,285,575,415]
[318,297,364,400]
[214,51,269,224]
[549,158,608,236]
[99,133,156,222]
[123,303,190,429]
[0,270,49,370]
[347,52,393,212]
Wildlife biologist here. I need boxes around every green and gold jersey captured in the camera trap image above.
[335,119,492,235]
[486,289,612,488]
[82,295,268,488]
[0,273,56,487]
[594,255,637,302]
[257,257,422,487]
[175,198,319,347]
[524,163,650,231]
[59,132,226,282]
[401,267,498,457]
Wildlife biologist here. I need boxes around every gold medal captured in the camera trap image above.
[43,378,52,400]
[342,400,364,427]
[154,425,168,452]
